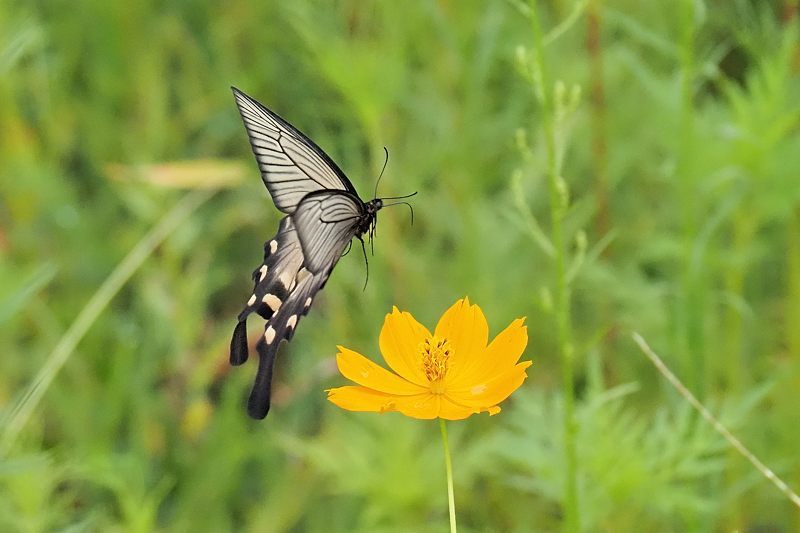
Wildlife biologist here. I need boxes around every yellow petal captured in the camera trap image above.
[486,318,528,368]
[335,346,426,395]
[392,393,440,419]
[439,395,504,419]
[379,307,430,386]
[433,298,488,384]
[450,318,528,388]
[438,397,479,420]
[448,361,532,409]
[327,386,439,419]
[326,386,398,413]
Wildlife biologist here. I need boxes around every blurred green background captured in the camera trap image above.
[2,0,799,531]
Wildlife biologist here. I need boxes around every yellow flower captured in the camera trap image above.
[327,297,532,420]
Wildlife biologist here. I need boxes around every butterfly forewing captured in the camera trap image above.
[232,88,355,213]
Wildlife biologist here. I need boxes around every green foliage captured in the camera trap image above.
[1,0,799,530]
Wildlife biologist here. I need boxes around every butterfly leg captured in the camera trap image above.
[341,239,353,258]
[358,236,369,291]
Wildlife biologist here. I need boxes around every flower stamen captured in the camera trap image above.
[421,336,452,392]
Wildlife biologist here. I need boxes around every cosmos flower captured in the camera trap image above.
[327,298,531,420]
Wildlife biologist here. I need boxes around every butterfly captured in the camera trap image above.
[229,87,414,419]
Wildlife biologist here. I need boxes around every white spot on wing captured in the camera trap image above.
[269,240,278,254]
[304,297,312,308]
[258,265,268,281]
[287,315,298,329]
[265,326,276,344]
[262,293,282,312]
[296,267,310,283]
[247,294,256,306]
[278,271,294,289]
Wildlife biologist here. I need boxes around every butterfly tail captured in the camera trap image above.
[230,319,249,365]
[247,337,278,419]
[243,267,331,419]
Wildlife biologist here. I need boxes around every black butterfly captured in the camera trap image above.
[229,87,413,419]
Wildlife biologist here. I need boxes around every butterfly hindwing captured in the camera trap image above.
[230,217,300,366]
[293,190,365,273]
[230,213,347,419]
[232,87,356,213]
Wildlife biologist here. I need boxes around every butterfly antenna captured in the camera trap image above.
[379,191,418,201]
[373,147,389,200]
[382,201,415,226]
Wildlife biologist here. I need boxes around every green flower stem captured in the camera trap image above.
[528,2,579,531]
[439,419,457,533]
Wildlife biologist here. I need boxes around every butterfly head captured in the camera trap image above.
[366,198,383,215]
[358,198,383,239]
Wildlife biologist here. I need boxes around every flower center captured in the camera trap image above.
[420,335,452,392]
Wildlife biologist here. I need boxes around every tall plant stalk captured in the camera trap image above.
[676,0,705,393]
[528,3,579,531]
